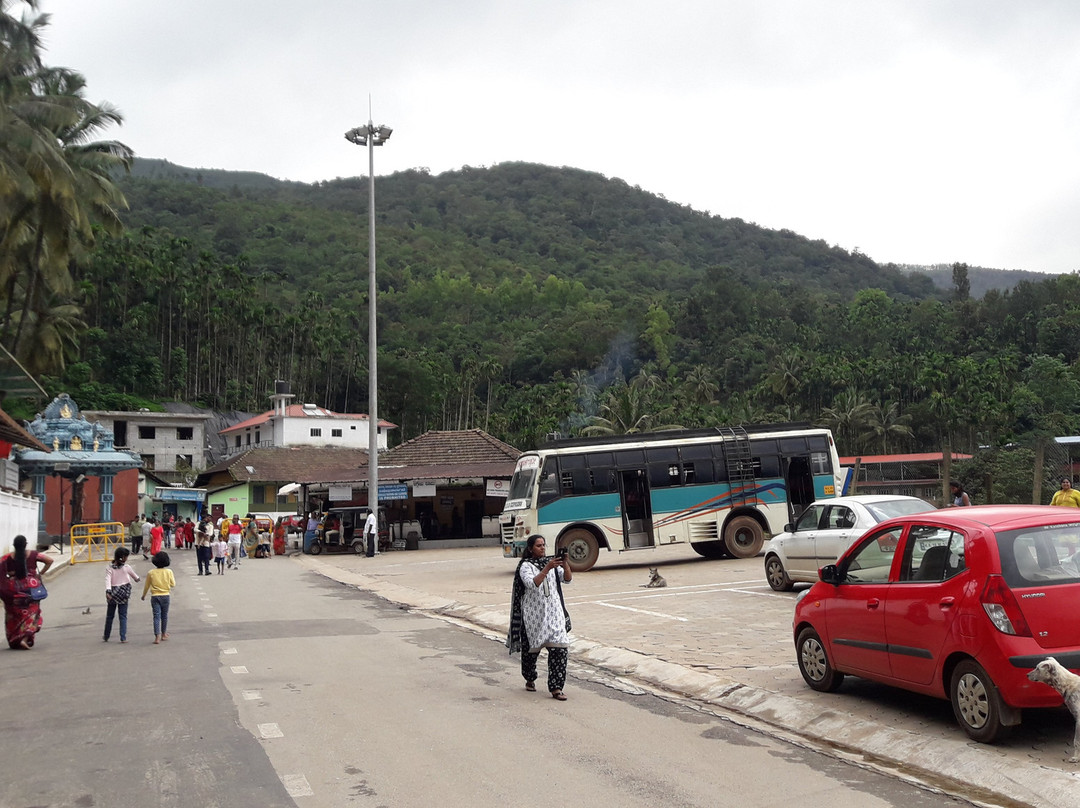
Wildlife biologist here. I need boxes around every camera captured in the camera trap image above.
[556,548,568,559]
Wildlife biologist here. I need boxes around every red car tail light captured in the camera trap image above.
[980,574,1032,637]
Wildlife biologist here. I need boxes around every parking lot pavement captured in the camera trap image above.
[299,544,1080,807]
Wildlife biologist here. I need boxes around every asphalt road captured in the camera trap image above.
[0,549,976,807]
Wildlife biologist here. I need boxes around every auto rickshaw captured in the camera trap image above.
[308,506,389,555]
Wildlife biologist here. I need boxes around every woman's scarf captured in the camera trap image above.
[505,555,571,654]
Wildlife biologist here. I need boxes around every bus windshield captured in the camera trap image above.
[506,455,541,507]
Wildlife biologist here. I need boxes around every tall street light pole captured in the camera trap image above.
[344,118,392,556]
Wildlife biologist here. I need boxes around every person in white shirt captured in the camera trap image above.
[363,510,378,557]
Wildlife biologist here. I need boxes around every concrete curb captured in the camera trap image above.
[299,555,1080,808]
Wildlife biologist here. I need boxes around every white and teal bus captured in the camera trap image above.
[500,424,846,571]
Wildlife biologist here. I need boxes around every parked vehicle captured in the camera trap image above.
[309,506,388,555]
[764,495,936,591]
[501,424,846,572]
[793,505,1080,743]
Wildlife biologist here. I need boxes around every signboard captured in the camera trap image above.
[379,483,408,501]
[485,479,509,498]
[158,488,205,502]
[329,484,354,501]
[412,483,436,498]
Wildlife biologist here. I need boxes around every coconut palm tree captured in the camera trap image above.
[0,4,131,373]
[861,400,914,454]
[582,374,683,436]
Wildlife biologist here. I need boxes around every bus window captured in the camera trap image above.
[779,437,808,454]
[588,467,617,493]
[679,445,715,484]
[538,457,560,505]
[810,451,831,475]
[586,452,617,493]
[647,447,679,488]
[757,453,780,478]
[615,449,645,468]
[707,445,729,482]
[560,455,589,495]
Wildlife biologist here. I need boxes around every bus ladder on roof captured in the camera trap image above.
[718,426,754,506]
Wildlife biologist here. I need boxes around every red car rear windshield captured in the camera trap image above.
[996,524,1080,587]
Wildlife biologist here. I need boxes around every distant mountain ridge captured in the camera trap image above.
[897,263,1059,297]
[127,158,1045,299]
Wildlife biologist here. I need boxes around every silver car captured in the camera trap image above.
[763,495,937,591]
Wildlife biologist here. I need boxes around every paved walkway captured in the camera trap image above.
[298,544,1080,808]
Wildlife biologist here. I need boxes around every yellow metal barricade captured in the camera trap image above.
[70,522,126,563]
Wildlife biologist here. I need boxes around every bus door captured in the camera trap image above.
[783,455,815,523]
[620,469,653,548]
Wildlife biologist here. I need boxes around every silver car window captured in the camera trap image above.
[795,504,825,531]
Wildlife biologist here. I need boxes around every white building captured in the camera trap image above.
[219,388,395,457]
[82,409,214,476]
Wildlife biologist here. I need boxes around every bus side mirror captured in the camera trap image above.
[784,523,794,532]
[819,564,842,585]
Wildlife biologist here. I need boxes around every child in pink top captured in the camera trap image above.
[103,547,140,643]
[211,538,228,574]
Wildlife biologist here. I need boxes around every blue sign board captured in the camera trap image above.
[378,484,408,501]
[158,488,205,502]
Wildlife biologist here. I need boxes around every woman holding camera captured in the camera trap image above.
[506,534,573,700]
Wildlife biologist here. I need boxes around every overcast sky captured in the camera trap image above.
[35,1,1080,274]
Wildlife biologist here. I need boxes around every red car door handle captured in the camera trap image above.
[865,598,880,609]
[939,597,955,609]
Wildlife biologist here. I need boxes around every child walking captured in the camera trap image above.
[103,547,140,643]
[141,551,176,644]
[212,536,228,574]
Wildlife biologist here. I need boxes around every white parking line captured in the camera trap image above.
[592,601,688,621]
[723,587,789,599]
[258,723,284,739]
[282,774,313,797]
[230,666,248,674]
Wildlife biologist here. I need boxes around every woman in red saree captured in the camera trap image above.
[0,535,53,649]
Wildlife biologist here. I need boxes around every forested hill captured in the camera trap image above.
[120,159,935,302]
[61,157,1080,478]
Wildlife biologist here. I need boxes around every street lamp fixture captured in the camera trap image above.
[345,117,392,556]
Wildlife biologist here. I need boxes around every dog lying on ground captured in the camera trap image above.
[1028,657,1080,762]
[642,567,667,588]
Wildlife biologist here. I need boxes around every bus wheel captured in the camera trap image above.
[691,541,727,559]
[724,516,764,558]
[560,529,599,572]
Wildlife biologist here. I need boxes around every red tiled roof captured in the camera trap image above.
[220,405,396,435]
[196,446,371,484]
[840,452,973,464]
[382,429,520,465]
[297,429,521,485]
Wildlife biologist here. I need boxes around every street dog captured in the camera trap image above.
[1028,657,1080,762]
[642,567,667,588]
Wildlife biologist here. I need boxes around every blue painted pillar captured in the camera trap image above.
[99,474,115,522]
[32,474,47,537]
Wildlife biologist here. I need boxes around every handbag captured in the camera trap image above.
[25,574,47,601]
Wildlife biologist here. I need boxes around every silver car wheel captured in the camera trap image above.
[955,672,989,729]
[800,635,828,682]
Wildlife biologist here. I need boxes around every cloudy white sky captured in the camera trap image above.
[34,1,1080,273]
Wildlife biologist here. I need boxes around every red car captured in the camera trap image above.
[793,505,1080,742]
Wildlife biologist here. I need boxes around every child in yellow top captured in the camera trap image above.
[141,551,176,644]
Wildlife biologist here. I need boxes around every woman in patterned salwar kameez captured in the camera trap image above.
[506,535,573,700]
